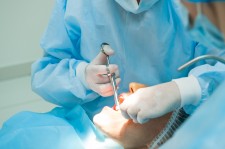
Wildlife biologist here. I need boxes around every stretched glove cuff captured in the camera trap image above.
[76,61,90,90]
[173,75,201,107]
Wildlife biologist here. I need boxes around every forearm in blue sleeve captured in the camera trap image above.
[31,0,99,108]
[31,56,98,108]
[183,62,225,114]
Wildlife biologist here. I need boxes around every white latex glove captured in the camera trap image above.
[120,81,181,124]
[85,45,120,97]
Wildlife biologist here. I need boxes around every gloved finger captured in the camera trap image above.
[120,110,131,119]
[95,83,113,96]
[114,70,120,78]
[133,119,139,123]
[91,64,118,75]
[98,76,121,86]
[95,75,110,84]
[120,98,132,119]
[127,107,139,122]
[92,45,115,64]
[137,117,150,124]
[99,89,115,97]
[95,75,121,84]
[95,78,121,96]
[137,110,153,124]
[137,110,150,124]
[115,77,121,87]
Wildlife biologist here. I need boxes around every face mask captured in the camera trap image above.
[115,0,159,14]
[179,3,225,50]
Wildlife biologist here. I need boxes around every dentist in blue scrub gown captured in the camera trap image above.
[0,0,225,148]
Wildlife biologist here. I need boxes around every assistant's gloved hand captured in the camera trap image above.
[84,45,120,97]
[120,81,181,124]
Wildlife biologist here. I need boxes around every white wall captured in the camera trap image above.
[0,0,55,127]
[0,0,54,67]
[0,76,55,126]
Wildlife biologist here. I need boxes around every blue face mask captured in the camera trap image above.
[179,3,225,50]
[115,0,159,14]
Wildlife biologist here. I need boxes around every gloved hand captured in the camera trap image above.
[120,81,181,124]
[85,45,120,97]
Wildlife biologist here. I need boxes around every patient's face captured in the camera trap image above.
[94,83,172,149]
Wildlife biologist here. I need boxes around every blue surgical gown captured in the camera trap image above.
[1,0,225,148]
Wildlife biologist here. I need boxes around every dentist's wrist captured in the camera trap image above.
[76,61,90,90]
[173,75,201,107]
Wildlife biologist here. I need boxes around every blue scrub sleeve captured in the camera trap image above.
[184,61,225,114]
[183,43,225,113]
[31,0,99,108]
